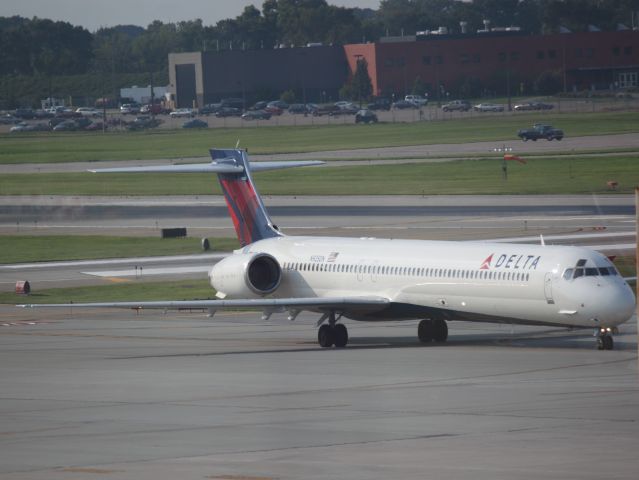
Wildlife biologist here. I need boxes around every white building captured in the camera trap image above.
[120,85,169,104]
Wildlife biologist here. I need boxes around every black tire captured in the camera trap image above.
[602,335,614,350]
[556,137,563,141]
[547,136,553,141]
[333,324,348,347]
[522,137,528,142]
[418,320,434,343]
[432,319,448,343]
[318,324,334,348]
[532,138,537,141]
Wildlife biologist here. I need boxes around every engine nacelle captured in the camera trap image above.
[210,252,281,298]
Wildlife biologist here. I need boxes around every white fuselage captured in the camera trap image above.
[212,236,635,329]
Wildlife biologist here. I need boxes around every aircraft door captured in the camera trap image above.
[544,272,555,304]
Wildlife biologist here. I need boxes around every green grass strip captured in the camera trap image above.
[1,279,214,305]
[0,236,239,265]
[1,111,639,164]
[1,155,638,195]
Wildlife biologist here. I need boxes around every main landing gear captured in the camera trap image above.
[318,311,348,348]
[418,318,448,344]
[596,327,616,351]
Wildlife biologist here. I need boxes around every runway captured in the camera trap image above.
[0,307,637,479]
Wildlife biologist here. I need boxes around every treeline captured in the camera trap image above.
[1,0,638,106]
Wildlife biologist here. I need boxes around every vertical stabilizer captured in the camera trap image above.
[212,149,281,246]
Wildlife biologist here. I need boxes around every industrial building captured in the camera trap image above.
[168,46,347,108]
[168,28,639,108]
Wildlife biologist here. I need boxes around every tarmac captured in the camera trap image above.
[0,308,637,480]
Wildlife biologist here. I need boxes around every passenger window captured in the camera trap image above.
[562,268,573,280]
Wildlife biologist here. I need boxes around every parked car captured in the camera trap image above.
[182,118,208,128]
[517,123,564,141]
[9,122,32,132]
[120,103,140,115]
[312,104,341,116]
[355,109,378,124]
[84,122,107,131]
[52,120,78,131]
[514,101,554,111]
[140,104,166,115]
[441,100,471,112]
[366,98,391,110]
[199,103,222,115]
[473,103,505,112]
[170,108,195,118]
[267,100,289,110]
[76,107,101,117]
[127,116,162,131]
[405,94,428,106]
[14,108,35,119]
[242,110,272,120]
[288,103,310,114]
[392,99,419,109]
[249,101,269,111]
[264,105,283,115]
[0,114,19,124]
[215,107,242,117]
[221,97,245,109]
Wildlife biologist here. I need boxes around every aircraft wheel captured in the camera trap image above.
[318,324,334,348]
[432,319,448,343]
[333,324,348,348]
[596,333,614,351]
[418,320,434,343]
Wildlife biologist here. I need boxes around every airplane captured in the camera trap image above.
[20,148,636,351]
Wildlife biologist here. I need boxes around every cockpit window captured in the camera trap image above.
[585,267,598,276]
[563,268,574,280]
[576,259,587,267]
[573,268,584,279]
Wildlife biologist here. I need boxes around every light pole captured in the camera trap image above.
[494,144,513,180]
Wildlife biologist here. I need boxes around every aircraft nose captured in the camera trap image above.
[603,282,636,324]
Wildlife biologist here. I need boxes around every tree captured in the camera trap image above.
[350,58,373,103]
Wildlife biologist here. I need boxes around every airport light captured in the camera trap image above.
[493,145,513,180]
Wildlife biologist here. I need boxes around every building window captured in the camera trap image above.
[548,49,557,59]
[624,46,633,55]
[435,55,444,64]
[613,46,621,56]
[498,51,507,62]
[510,51,520,61]
[585,48,594,58]
[618,72,638,88]
[574,47,583,58]
[537,50,545,59]
[422,55,431,65]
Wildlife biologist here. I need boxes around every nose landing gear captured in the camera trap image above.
[596,327,616,350]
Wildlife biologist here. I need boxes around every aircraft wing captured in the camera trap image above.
[18,296,390,313]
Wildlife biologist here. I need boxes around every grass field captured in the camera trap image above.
[0,279,213,305]
[1,155,637,195]
[1,111,639,164]
[0,236,239,264]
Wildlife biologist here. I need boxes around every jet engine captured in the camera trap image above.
[209,252,281,298]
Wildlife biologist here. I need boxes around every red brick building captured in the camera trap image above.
[344,29,639,99]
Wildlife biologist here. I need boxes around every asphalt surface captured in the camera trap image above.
[0,308,637,480]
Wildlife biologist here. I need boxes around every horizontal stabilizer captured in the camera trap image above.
[88,160,324,174]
